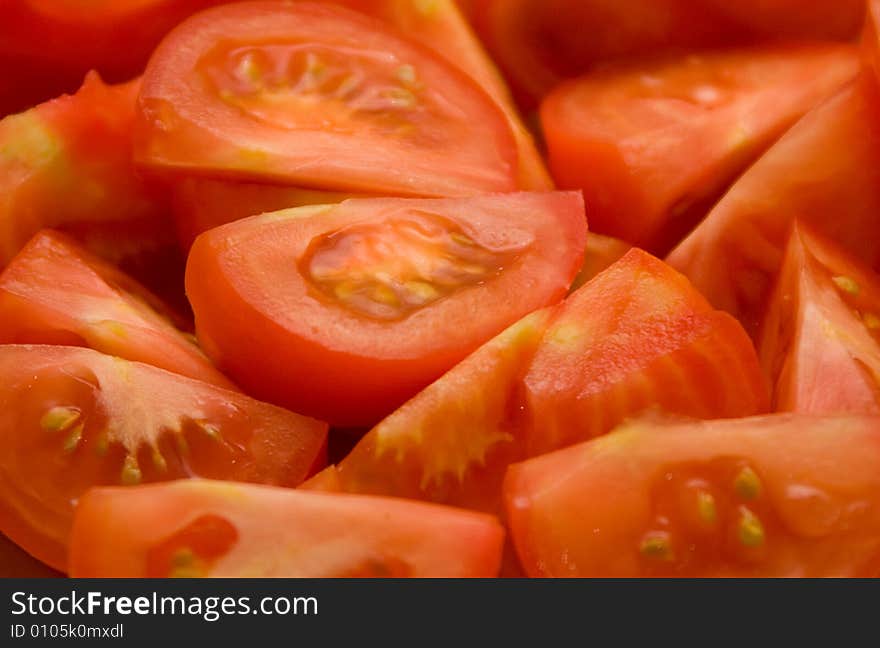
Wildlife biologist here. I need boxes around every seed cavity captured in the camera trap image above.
[738,508,765,548]
[40,406,81,433]
[832,275,860,296]
[734,466,762,501]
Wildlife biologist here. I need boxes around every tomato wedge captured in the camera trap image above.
[331,0,551,191]
[135,2,518,197]
[0,345,327,571]
[331,308,554,512]
[186,192,586,426]
[472,0,864,107]
[505,414,880,577]
[0,72,172,278]
[319,249,765,514]
[522,248,768,457]
[70,480,504,577]
[0,230,233,389]
[667,74,880,337]
[760,224,880,414]
[542,44,857,253]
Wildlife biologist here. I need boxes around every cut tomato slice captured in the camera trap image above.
[472,0,864,107]
[69,480,504,577]
[0,72,173,282]
[135,2,518,197]
[522,248,768,457]
[542,44,857,253]
[0,230,233,389]
[320,249,765,515]
[331,0,551,191]
[505,414,880,577]
[186,192,586,426]
[332,308,554,512]
[668,74,880,337]
[0,345,327,571]
[760,224,880,414]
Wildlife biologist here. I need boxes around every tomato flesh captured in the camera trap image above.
[0,230,232,389]
[320,249,766,515]
[505,415,880,577]
[542,44,857,253]
[136,2,518,197]
[760,224,880,413]
[0,72,173,289]
[668,74,880,337]
[523,248,769,456]
[186,192,586,426]
[69,480,504,577]
[0,345,327,571]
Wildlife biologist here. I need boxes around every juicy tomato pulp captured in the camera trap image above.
[760,224,880,414]
[542,44,858,254]
[0,345,327,571]
[0,230,232,389]
[505,415,880,577]
[319,249,766,514]
[473,0,865,107]
[69,480,505,577]
[136,2,518,197]
[668,73,880,337]
[186,192,586,426]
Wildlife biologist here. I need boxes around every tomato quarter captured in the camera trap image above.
[186,192,586,425]
[0,345,327,570]
[69,480,504,577]
[135,2,518,197]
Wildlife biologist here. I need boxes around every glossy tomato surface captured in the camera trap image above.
[506,415,880,577]
[187,192,586,426]
[542,44,857,253]
[70,480,504,577]
[668,74,880,337]
[0,345,327,570]
[136,2,518,197]
[760,224,880,414]
[0,230,233,388]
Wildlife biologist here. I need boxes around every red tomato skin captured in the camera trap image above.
[505,415,880,578]
[186,192,586,426]
[523,248,770,456]
[541,44,858,254]
[135,2,518,198]
[0,73,173,281]
[0,344,327,571]
[668,73,880,337]
[69,480,505,577]
[0,230,233,389]
[759,223,880,414]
